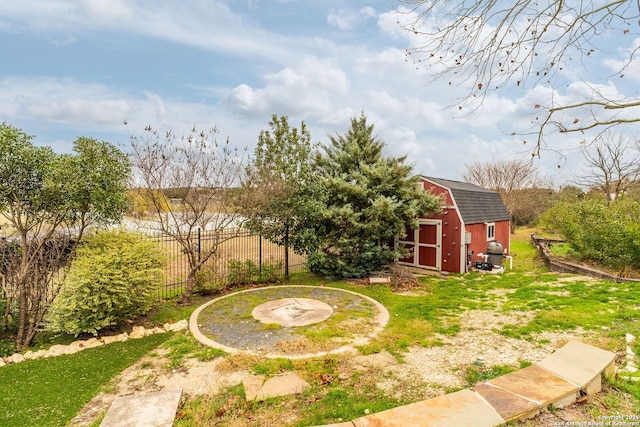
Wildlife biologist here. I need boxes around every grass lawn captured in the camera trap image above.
[0,334,170,427]
[2,228,640,426]
[172,229,640,425]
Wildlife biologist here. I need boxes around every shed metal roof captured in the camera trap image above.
[422,176,510,225]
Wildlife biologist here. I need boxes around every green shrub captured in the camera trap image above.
[46,230,165,335]
[227,259,283,285]
[540,197,640,270]
[194,263,226,295]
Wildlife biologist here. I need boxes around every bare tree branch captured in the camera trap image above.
[573,132,640,202]
[399,0,640,151]
[128,124,248,300]
[463,159,546,232]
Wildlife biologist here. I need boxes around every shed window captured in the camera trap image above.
[486,223,495,240]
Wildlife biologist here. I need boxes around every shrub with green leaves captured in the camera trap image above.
[46,230,165,335]
[540,197,640,271]
[227,259,283,285]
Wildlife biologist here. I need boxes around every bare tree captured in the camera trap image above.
[463,159,545,232]
[399,0,640,154]
[574,133,640,203]
[128,125,248,300]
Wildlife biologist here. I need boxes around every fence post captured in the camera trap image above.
[197,228,201,264]
[284,228,289,279]
[259,233,263,274]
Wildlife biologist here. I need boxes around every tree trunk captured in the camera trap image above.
[181,269,197,303]
[16,277,29,350]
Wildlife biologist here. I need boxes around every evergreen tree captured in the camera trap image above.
[309,113,440,279]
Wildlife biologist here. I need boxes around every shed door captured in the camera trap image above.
[397,220,441,270]
[417,220,441,270]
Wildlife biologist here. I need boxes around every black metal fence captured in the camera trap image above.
[152,228,306,299]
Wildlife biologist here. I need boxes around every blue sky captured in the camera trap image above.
[1,1,638,184]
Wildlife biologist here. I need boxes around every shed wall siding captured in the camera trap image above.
[466,221,510,265]
[408,177,511,273]
[422,181,454,206]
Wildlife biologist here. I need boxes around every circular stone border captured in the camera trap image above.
[189,285,390,359]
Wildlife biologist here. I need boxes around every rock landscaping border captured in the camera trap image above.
[0,320,188,367]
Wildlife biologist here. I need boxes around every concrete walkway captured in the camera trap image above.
[314,340,616,427]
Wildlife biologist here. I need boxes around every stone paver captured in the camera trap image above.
[473,383,539,421]
[100,389,182,427]
[351,389,504,427]
[488,364,578,408]
[243,372,311,401]
[242,374,265,401]
[536,340,616,394]
[313,337,617,427]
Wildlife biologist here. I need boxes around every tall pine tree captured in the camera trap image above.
[309,113,440,279]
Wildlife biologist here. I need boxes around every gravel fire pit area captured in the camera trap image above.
[189,285,389,359]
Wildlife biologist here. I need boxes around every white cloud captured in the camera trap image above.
[377,9,409,40]
[0,77,134,127]
[225,56,350,119]
[0,1,289,61]
[0,76,235,140]
[603,37,640,82]
[327,7,377,31]
[77,0,134,21]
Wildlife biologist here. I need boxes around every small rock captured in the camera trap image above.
[152,327,165,335]
[626,333,636,344]
[165,320,188,332]
[9,353,25,364]
[0,358,5,367]
[338,372,350,381]
[23,351,34,360]
[130,326,147,339]
[255,372,310,401]
[368,277,390,284]
[84,338,104,349]
[352,350,398,370]
[31,350,47,360]
[67,340,87,353]
[101,335,119,345]
[45,344,68,358]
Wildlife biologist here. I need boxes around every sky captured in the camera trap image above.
[1,0,638,185]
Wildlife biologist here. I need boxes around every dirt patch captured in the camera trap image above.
[69,349,247,426]
[379,309,586,397]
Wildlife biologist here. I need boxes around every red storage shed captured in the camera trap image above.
[398,176,511,273]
